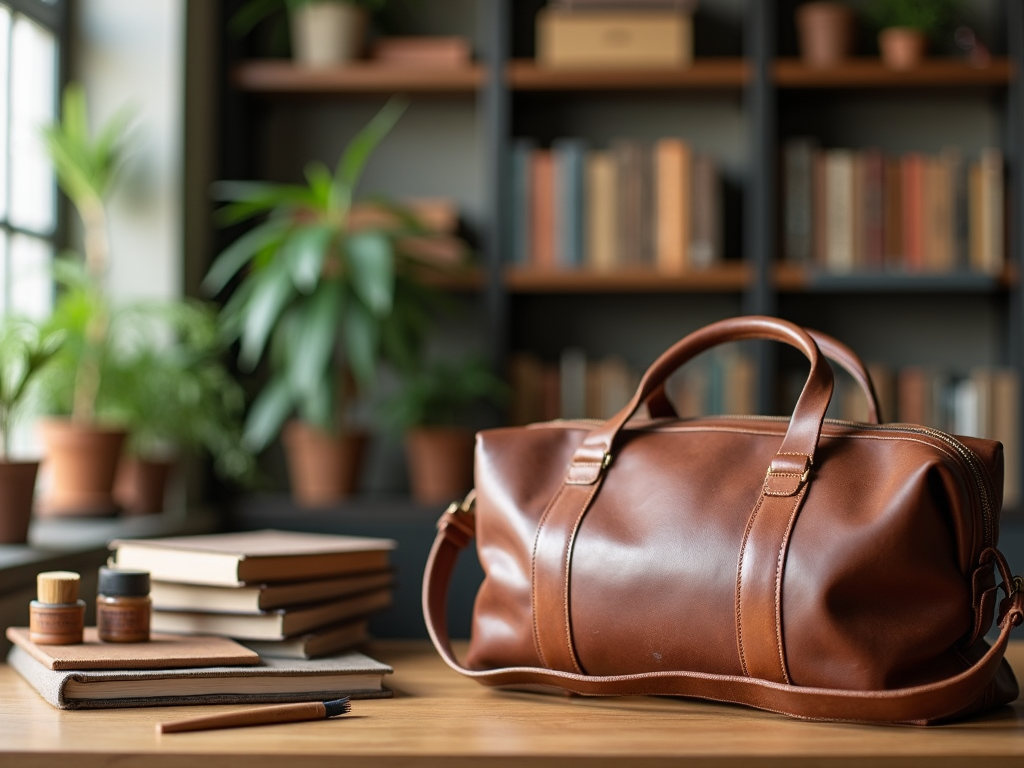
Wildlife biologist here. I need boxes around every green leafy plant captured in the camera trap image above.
[865,0,959,35]
[40,83,133,423]
[115,301,255,483]
[205,96,447,452]
[230,0,389,39]
[383,356,508,430]
[0,320,63,460]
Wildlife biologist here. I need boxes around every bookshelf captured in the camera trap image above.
[217,0,1024,514]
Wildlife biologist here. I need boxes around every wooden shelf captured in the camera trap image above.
[417,267,484,292]
[504,263,750,293]
[508,58,749,90]
[774,263,1017,292]
[232,60,485,94]
[774,57,1013,88]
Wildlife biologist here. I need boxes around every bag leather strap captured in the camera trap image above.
[646,328,883,424]
[423,500,1024,724]
[565,317,835,484]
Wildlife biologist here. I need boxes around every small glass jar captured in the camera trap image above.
[96,567,151,642]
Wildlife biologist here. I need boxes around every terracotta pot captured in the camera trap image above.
[115,457,175,516]
[0,461,39,544]
[878,27,927,70]
[796,2,857,68]
[37,420,127,517]
[282,421,368,508]
[405,426,475,507]
[290,2,368,67]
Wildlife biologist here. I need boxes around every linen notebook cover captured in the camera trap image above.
[5,627,259,670]
[7,645,393,710]
[109,529,396,586]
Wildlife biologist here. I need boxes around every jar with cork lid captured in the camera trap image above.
[29,571,86,644]
[96,566,151,642]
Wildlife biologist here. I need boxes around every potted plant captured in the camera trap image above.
[205,97,446,508]
[231,0,388,67]
[0,320,62,542]
[112,301,254,515]
[383,356,507,506]
[795,2,858,68]
[866,0,959,70]
[36,84,135,516]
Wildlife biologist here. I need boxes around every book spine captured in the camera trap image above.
[585,149,618,271]
[554,138,587,268]
[510,138,536,266]
[654,137,690,273]
[530,148,557,270]
[783,138,816,265]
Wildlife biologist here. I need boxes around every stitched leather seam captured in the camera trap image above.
[562,481,602,676]
[735,493,765,678]
[530,484,565,669]
[774,487,806,686]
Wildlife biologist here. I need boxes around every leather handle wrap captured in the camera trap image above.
[570,317,834,477]
[423,509,1024,724]
[647,328,883,424]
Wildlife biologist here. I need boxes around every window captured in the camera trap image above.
[0,0,64,319]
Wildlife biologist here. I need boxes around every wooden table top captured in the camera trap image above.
[2,639,1023,767]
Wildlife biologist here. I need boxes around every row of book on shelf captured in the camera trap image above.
[6,529,398,709]
[510,348,1020,507]
[782,140,1005,275]
[509,136,722,274]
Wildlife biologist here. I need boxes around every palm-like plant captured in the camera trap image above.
[40,83,133,423]
[0,319,62,460]
[205,97,445,452]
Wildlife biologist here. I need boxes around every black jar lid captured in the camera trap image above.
[98,566,150,597]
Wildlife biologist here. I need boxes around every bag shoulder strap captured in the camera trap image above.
[422,498,1024,724]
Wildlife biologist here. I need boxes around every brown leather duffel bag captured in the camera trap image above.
[423,316,1023,724]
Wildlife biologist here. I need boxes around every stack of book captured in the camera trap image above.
[109,529,396,659]
[509,137,722,273]
[5,626,393,710]
[782,139,1004,275]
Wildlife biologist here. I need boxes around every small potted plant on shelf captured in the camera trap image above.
[0,320,62,543]
[112,301,254,515]
[866,0,960,70]
[205,96,449,508]
[383,355,507,506]
[231,0,388,67]
[795,1,858,68]
[36,84,136,517]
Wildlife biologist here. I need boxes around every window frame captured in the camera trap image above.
[0,0,67,316]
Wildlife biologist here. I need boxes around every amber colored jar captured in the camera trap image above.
[96,567,151,642]
[30,571,86,645]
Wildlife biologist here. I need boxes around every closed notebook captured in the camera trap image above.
[110,529,395,587]
[7,644,392,710]
[5,627,259,670]
[242,619,370,660]
[151,588,393,640]
[150,570,395,612]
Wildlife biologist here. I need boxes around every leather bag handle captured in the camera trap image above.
[567,316,833,485]
[423,499,1024,724]
[647,327,883,424]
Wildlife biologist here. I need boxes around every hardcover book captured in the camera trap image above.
[149,570,394,613]
[241,619,371,660]
[7,644,392,710]
[109,529,395,587]
[151,589,393,641]
[5,627,259,670]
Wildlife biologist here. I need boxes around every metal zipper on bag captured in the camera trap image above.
[536,415,996,550]
[715,415,996,550]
